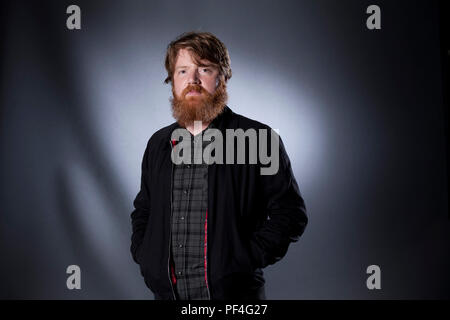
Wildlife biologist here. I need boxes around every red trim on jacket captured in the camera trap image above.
[170,259,177,285]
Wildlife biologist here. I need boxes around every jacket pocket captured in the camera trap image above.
[247,238,265,269]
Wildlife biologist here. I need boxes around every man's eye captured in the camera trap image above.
[201,68,211,73]
[179,70,186,74]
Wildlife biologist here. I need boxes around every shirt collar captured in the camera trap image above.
[170,121,216,149]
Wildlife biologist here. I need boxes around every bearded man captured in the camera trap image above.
[130,31,308,300]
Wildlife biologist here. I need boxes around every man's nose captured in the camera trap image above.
[188,69,201,85]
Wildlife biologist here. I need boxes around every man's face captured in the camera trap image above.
[170,48,228,127]
[173,48,220,99]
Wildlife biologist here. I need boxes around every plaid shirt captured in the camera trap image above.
[169,123,214,300]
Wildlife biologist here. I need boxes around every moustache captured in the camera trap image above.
[182,84,209,98]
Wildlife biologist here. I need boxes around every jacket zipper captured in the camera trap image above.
[205,164,211,300]
[167,141,176,300]
[205,209,211,300]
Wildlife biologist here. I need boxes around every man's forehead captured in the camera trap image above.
[175,49,214,67]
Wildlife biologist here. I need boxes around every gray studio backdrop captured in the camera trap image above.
[0,0,448,299]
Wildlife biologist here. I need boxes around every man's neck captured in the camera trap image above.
[185,121,210,136]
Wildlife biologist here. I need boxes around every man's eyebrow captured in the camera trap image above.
[198,63,215,68]
[175,63,216,70]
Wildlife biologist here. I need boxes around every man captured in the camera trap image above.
[130,31,307,300]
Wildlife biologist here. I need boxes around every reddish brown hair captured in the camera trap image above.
[164,31,232,84]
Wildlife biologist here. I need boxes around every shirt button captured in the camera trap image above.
[183,190,189,195]
[180,216,185,220]
[186,165,191,168]
[178,244,183,248]
[177,271,182,276]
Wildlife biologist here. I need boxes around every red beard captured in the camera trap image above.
[171,81,228,127]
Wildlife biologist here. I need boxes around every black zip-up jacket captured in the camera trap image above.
[130,106,308,300]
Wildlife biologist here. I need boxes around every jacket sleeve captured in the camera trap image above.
[130,140,151,264]
[248,133,308,269]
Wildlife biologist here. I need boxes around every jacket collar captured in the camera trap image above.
[165,105,232,150]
